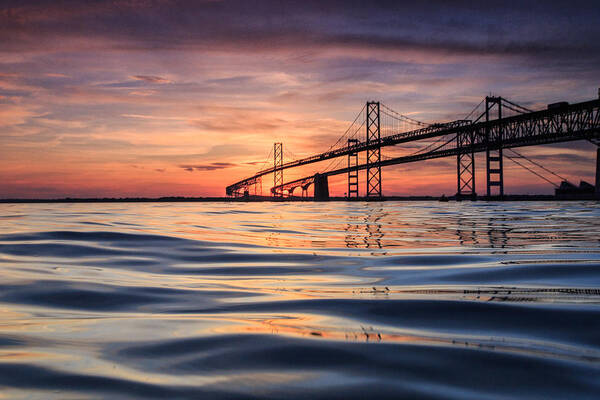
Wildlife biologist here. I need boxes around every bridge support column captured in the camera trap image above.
[486,97,504,199]
[273,143,283,198]
[314,173,329,201]
[366,101,382,198]
[347,138,359,198]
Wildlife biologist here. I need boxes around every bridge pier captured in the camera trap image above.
[314,173,330,201]
[302,186,309,198]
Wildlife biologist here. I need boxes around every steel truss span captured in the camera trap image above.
[226,97,600,198]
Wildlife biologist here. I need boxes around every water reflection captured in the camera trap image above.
[343,217,361,248]
[486,216,510,249]
[456,216,479,246]
[344,205,384,250]
[363,207,384,250]
[0,201,599,399]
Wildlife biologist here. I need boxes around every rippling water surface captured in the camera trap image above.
[1,201,599,399]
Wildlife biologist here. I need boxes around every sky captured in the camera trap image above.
[1,0,599,198]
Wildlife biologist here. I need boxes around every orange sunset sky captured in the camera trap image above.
[1,1,599,198]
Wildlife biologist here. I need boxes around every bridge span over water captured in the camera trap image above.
[226,94,600,200]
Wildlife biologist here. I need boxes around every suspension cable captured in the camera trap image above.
[463,98,485,120]
[347,120,366,140]
[380,103,429,127]
[428,135,457,154]
[256,147,273,173]
[324,103,367,152]
[471,100,499,124]
[323,151,346,173]
[505,154,559,187]
[502,103,530,115]
[502,98,533,113]
[506,148,569,183]
[284,148,299,162]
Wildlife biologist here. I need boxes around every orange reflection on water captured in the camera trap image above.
[0,351,60,363]
[2,202,594,255]
[217,311,449,347]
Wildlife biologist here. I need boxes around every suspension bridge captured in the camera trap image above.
[226,92,600,200]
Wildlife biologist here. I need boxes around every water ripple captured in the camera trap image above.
[0,201,599,398]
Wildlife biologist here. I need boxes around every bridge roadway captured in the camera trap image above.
[226,97,600,197]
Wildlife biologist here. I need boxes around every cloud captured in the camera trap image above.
[205,76,254,86]
[179,162,237,172]
[1,0,598,198]
[122,114,187,120]
[129,90,156,96]
[132,75,171,84]
[0,105,43,127]
[2,0,599,66]
[509,151,593,164]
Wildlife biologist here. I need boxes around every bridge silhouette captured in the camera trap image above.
[226,93,600,200]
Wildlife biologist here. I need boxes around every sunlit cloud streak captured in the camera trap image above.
[180,163,237,172]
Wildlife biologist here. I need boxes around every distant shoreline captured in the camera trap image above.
[1,194,598,203]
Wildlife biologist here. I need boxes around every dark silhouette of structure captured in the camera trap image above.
[366,102,382,198]
[226,93,600,200]
[555,180,596,199]
[273,143,283,198]
[313,174,329,200]
[347,138,359,198]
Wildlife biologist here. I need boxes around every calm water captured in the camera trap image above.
[0,201,599,399]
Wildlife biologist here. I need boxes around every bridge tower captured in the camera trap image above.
[456,129,476,199]
[366,101,382,198]
[486,96,504,198]
[273,142,283,198]
[347,138,359,198]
